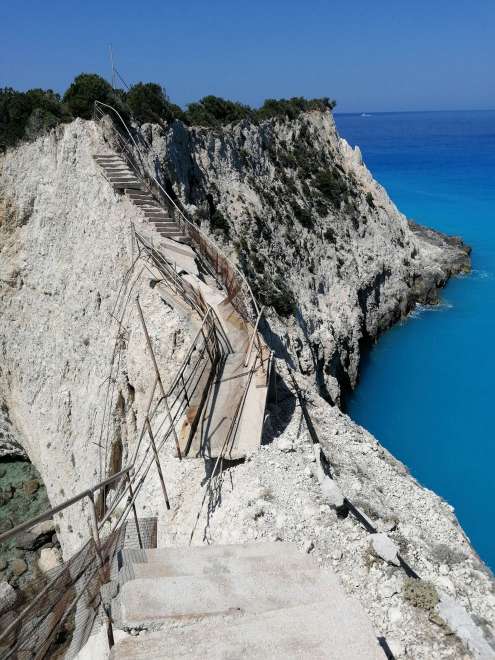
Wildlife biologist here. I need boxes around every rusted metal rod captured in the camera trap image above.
[136,295,182,460]
[126,473,143,549]
[244,306,264,369]
[146,417,171,510]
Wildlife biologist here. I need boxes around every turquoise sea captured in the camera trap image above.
[334,110,495,572]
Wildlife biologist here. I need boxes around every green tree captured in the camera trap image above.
[63,73,114,119]
[185,95,253,127]
[126,82,185,125]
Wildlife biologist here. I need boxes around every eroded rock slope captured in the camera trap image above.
[141,110,470,403]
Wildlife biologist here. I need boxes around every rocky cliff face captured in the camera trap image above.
[140,110,470,404]
[2,115,492,659]
[0,120,195,552]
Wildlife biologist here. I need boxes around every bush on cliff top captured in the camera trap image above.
[126,82,186,125]
[0,87,71,151]
[1,71,337,150]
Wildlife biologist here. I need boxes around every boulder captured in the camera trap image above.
[369,533,400,566]
[16,519,55,551]
[275,438,294,453]
[38,547,63,574]
[10,558,27,577]
[320,476,345,509]
[23,479,39,496]
[0,581,16,615]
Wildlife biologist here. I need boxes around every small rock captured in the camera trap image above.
[376,518,398,533]
[386,637,405,658]
[304,539,315,554]
[369,533,400,566]
[10,558,27,577]
[439,563,450,576]
[0,581,16,615]
[320,476,345,509]
[0,486,13,504]
[23,479,39,496]
[276,438,294,453]
[388,606,402,623]
[38,547,63,574]
[304,466,314,478]
[302,504,320,520]
[436,576,456,595]
[331,549,343,561]
[378,577,399,599]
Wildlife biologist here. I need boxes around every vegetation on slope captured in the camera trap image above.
[1,72,336,151]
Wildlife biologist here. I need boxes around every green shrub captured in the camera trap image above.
[291,201,313,228]
[315,168,348,206]
[0,87,71,151]
[210,209,230,235]
[126,82,185,125]
[185,95,253,127]
[366,191,375,208]
[402,578,439,611]
[257,97,336,121]
[184,95,336,128]
[63,73,114,119]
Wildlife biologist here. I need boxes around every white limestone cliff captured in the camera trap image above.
[0,114,492,658]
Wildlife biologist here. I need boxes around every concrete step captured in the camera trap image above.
[125,191,154,199]
[113,182,143,190]
[131,199,160,207]
[107,176,140,182]
[140,542,304,564]
[111,601,383,660]
[144,212,171,219]
[158,238,197,260]
[118,567,343,629]
[94,155,124,162]
[132,551,312,579]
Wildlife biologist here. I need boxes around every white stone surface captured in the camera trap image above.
[38,547,63,573]
[0,581,16,616]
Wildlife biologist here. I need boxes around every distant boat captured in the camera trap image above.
[361,113,372,117]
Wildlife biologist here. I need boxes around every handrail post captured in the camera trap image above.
[88,492,115,649]
[136,295,182,460]
[126,474,143,549]
[146,418,171,510]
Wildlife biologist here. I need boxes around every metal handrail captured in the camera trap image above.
[93,100,261,320]
[0,466,132,546]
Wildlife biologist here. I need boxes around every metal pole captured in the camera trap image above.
[88,492,115,648]
[109,44,115,90]
[126,473,143,549]
[146,418,171,509]
[136,296,182,459]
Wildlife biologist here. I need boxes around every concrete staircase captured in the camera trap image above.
[110,542,384,659]
[93,155,189,243]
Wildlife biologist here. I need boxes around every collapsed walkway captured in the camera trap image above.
[94,152,270,460]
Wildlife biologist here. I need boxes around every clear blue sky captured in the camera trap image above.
[1,0,494,113]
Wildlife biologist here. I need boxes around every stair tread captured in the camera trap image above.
[111,600,383,660]
[132,552,313,579]
[119,567,344,628]
[141,542,302,563]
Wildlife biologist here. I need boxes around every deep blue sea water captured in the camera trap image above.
[334,110,495,571]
